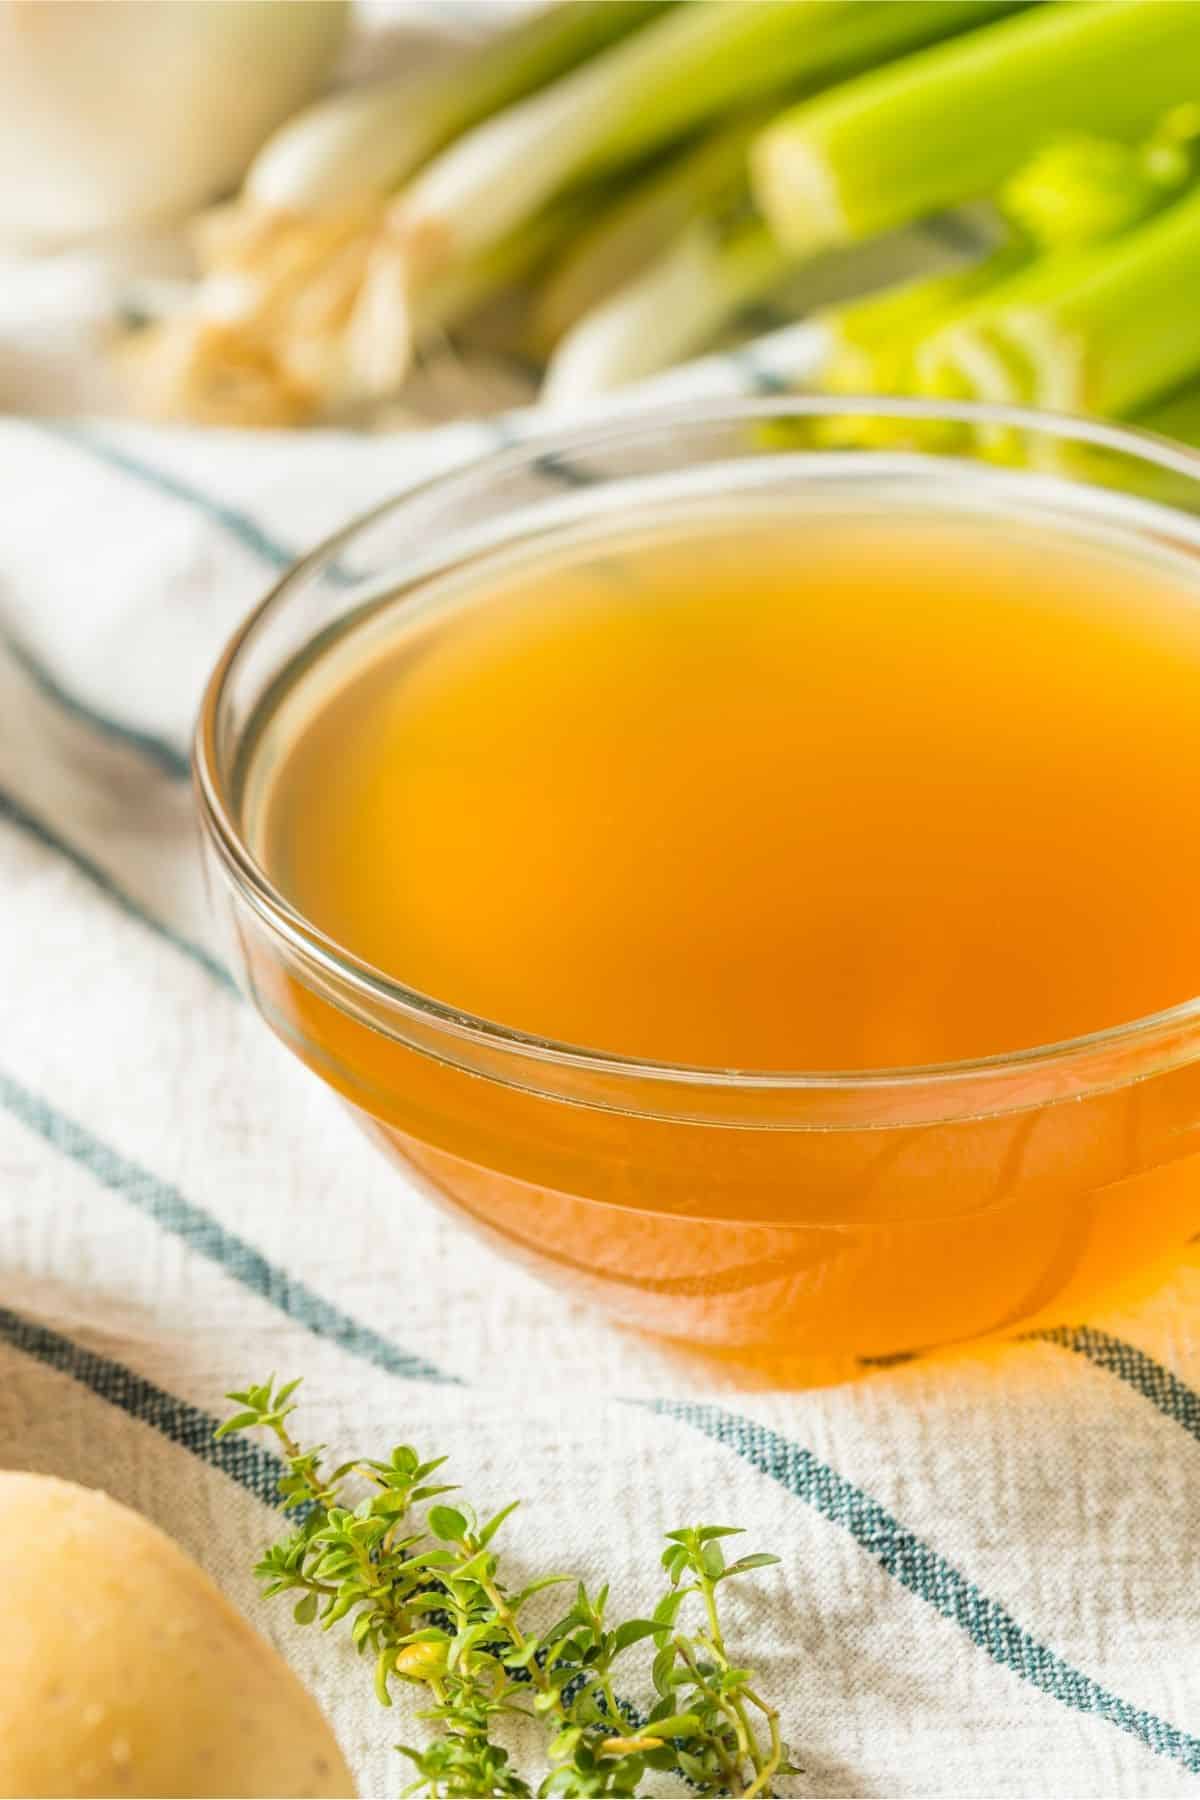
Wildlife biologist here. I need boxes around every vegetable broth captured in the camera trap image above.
[241,501,1200,1357]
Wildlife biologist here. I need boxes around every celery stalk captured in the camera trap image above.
[999,131,1190,253]
[791,250,1024,451]
[919,187,1200,421]
[395,0,1019,274]
[755,2,1200,253]
[815,248,1027,396]
[1002,190,1200,419]
[1138,382,1200,452]
[913,254,1094,401]
[909,250,1123,462]
[247,1,672,209]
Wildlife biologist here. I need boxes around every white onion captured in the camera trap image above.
[0,0,349,248]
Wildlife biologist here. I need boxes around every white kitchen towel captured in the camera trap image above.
[4,387,1200,1800]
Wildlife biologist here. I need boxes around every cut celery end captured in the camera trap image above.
[905,247,1105,397]
[820,246,1024,358]
[810,247,1029,448]
[1018,187,1200,417]
[755,1,1200,251]
[927,187,1200,424]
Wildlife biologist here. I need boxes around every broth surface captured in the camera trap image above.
[253,504,1200,1071]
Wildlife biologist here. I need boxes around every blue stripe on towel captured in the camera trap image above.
[8,1299,1197,1779]
[654,1399,1200,1776]
[1033,1325,1200,1448]
[38,422,300,572]
[1,623,189,779]
[0,1304,283,1505]
[0,1068,458,1389]
[35,421,509,588]
[0,785,233,990]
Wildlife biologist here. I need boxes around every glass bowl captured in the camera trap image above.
[194,397,1200,1365]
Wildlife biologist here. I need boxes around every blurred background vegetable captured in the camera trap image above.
[79,0,1200,456]
[0,0,349,247]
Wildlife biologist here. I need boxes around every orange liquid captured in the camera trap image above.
[241,502,1200,1360]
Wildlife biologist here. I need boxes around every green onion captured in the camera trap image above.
[542,214,790,404]
[754,2,1200,253]
[246,1,671,209]
[393,0,1020,276]
[532,114,764,353]
[411,200,586,343]
[545,207,1004,404]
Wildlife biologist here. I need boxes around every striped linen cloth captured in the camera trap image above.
[4,377,1200,1800]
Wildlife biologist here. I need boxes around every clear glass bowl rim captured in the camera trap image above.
[194,392,1200,1105]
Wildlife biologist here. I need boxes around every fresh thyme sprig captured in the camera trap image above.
[218,1378,798,1798]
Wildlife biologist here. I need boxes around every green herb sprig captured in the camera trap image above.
[218,1378,797,1798]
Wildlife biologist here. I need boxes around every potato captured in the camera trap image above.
[0,1471,355,1798]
